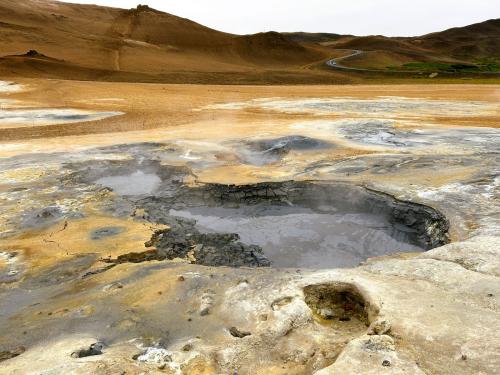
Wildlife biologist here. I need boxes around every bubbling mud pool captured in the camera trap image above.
[138,181,450,269]
[96,170,161,195]
[170,205,423,268]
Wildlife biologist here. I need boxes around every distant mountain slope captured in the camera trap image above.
[410,18,500,59]
[301,19,500,70]
[0,0,497,82]
[0,0,327,75]
[282,32,348,43]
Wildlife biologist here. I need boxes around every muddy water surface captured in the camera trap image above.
[171,204,423,268]
[95,170,161,196]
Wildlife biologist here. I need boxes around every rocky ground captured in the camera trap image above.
[0,80,498,374]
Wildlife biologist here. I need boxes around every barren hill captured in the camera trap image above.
[301,19,500,71]
[410,18,500,59]
[0,0,330,82]
[0,0,498,83]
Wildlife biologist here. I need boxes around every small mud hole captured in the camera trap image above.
[239,135,334,165]
[90,226,125,240]
[96,170,161,196]
[0,346,25,362]
[70,342,104,358]
[304,283,370,325]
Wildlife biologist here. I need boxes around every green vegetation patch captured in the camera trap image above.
[388,61,500,73]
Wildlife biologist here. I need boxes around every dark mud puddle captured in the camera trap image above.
[140,181,449,269]
[95,171,161,195]
[238,135,334,166]
[170,204,423,268]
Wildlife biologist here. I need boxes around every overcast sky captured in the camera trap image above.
[60,0,498,36]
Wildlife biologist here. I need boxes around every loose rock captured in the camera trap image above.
[229,327,251,338]
[71,342,104,358]
[0,346,25,362]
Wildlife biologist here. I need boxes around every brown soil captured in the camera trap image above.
[0,80,498,144]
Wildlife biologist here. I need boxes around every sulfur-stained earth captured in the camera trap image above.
[0,79,499,375]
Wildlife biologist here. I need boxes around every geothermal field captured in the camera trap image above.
[0,1,499,374]
[0,79,498,374]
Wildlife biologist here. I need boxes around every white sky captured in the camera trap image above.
[59,0,499,36]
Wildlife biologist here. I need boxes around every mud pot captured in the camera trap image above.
[160,181,449,268]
